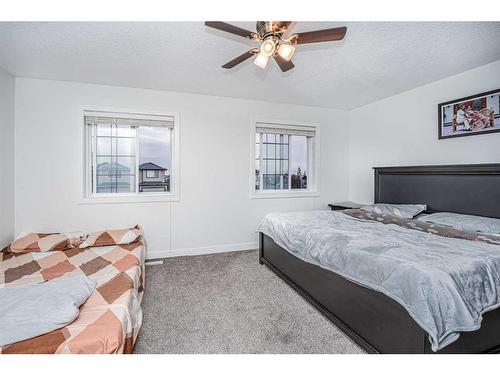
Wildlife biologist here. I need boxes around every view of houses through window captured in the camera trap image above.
[138,126,171,193]
[87,113,173,195]
[255,132,309,191]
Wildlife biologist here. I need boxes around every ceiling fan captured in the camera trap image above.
[204,21,347,72]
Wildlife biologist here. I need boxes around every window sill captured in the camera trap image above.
[77,193,179,205]
[250,190,320,199]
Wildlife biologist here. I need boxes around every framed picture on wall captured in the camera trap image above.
[438,88,500,139]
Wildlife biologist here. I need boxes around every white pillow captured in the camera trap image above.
[417,212,500,236]
[360,203,427,219]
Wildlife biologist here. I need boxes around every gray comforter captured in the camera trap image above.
[257,210,500,351]
[0,276,96,346]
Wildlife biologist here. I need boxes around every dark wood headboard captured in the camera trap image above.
[373,164,500,219]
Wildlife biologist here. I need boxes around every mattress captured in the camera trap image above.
[0,240,145,354]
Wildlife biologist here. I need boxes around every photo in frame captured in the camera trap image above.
[438,88,500,139]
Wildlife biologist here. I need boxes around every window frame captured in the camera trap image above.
[81,107,180,204]
[250,119,320,199]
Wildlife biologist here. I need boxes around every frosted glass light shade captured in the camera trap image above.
[260,39,276,57]
[254,53,270,69]
[277,43,296,61]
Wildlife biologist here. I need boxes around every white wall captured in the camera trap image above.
[14,78,350,258]
[349,61,500,204]
[0,67,15,247]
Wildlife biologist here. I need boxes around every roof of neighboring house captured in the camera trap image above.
[139,162,167,171]
[97,162,131,172]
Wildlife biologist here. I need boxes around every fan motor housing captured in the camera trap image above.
[256,21,289,39]
[256,21,273,38]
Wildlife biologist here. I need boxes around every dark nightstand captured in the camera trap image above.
[328,201,364,211]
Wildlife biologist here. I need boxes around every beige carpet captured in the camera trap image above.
[134,249,365,354]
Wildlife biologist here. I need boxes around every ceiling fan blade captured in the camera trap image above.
[274,55,295,72]
[291,26,347,45]
[222,49,259,69]
[205,21,258,39]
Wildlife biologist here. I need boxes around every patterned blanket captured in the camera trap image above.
[0,240,145,354]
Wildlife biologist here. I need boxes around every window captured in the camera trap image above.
[84,111,178,199]
[146,170,159,178]
[253,121,318,198]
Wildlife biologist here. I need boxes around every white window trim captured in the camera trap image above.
[250,118,320,199]
[79,106,180,204]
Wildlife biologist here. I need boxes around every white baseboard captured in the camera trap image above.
[146,241,258,260]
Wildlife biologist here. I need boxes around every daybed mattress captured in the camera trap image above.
[0,240,145,354]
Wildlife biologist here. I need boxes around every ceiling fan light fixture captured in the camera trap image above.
[254,53,269,69]
[277,43,296,61]
[205,21,348,72]
[260,39,276,57]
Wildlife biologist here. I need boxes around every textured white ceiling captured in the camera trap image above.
[0,22,499,110]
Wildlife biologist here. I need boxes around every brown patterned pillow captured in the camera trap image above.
[2,232,83,254]
[79,225,142,248]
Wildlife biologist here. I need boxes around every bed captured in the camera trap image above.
[258,164,500,353]
[0,238,145,354]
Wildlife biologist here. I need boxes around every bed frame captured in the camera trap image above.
[259,164,500,353]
